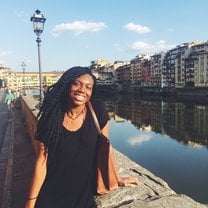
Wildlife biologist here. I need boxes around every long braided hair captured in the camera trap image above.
[35,66,97,162]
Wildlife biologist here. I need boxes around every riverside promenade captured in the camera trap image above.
[0,89,36,208]
[0,89,207,208]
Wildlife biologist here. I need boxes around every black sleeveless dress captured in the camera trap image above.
[35,100,109,208]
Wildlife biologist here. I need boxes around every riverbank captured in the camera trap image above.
[97,85,208,102]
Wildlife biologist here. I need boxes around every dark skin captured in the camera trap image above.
[25,74,138,208]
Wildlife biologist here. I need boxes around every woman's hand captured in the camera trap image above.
[118,176,139,187]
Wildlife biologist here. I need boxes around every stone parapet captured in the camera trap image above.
[96,150,208,207]
[20,96,208,208]
[20,95,39,154]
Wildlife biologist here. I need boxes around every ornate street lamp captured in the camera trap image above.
[30,9,46,102]
[21,62,26,95]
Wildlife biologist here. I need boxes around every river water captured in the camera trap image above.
[100,94,208,204]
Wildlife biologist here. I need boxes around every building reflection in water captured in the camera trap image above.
[103,96,208,148]
[100,95,208,203]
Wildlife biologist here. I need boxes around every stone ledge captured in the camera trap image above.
[96,150,208,208]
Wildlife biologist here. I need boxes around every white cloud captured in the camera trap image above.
[130,40,175,53]
[0,51,12,56]
[127,134,152,147]
[51,20,107,36]
[15,10,29,23]
[130,41,154,51]
[155,40,175,50]
[125,23,150,34]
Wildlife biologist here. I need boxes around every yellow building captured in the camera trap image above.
[43,72,63,86]
[5,71,63,90]
[0,65,14,88]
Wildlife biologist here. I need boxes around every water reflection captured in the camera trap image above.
[98,95,208,204]
[104,96,208,148]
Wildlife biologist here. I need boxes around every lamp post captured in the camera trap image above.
[21,62,26,95]
[30,9,46,102]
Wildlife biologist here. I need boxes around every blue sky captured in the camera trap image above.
[0,0,208,72]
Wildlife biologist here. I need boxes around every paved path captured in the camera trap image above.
[0,89,36,208]
[0,89,9,151]
[0,89,11,207]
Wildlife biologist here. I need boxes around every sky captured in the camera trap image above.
[0,0,208,72]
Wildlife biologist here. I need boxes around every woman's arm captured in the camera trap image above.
[101,121,139,187]
[25,142,48,208]
[101,120,120,178]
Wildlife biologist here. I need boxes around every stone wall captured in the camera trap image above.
[20,96,39,154]
[20,96,208,208]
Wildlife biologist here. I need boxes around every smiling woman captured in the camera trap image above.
[24,66,138,208]
[25,67,100,208]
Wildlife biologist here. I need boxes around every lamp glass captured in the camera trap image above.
[31,10,46,35]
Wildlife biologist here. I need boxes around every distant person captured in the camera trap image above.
[14,90,20,109]
[25,66,138,208]
[5,89,14,111]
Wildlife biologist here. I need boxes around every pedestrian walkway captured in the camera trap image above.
[0,103,36,208]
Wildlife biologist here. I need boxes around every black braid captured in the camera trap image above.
[35,66,97,163]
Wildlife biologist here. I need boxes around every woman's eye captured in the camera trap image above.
[86,85,92,90]
[72,81,81,86]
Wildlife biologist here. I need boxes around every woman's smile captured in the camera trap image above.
[73,93,86,102]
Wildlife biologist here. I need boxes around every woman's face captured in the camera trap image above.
[69,73,94,106]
